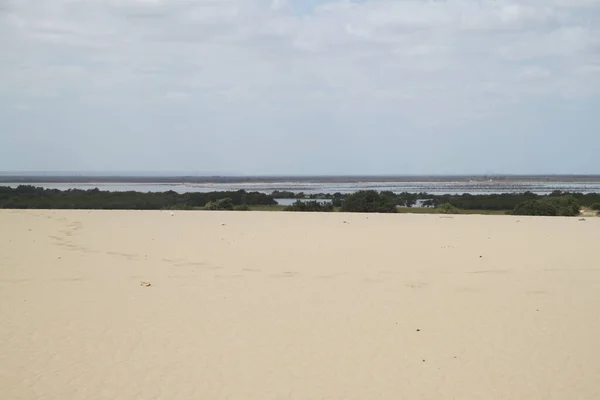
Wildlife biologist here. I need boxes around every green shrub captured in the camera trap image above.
[205,198,234,211]
[285,200,333,212]
[513,196,580,217]
[513,200,557,216]
[204,201,218,210]
[234,204,250,211]
[553,195,581,216]
[590,203,600,211]
[438,203,459,214]
[340,190,397,213]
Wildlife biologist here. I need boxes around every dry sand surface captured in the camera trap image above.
[1,210,600,400]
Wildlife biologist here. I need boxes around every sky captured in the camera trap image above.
[1,0,599,176]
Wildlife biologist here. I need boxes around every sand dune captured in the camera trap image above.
[1,210,600,399]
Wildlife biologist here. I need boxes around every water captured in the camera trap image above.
[3,180,600,195]
[274,198,332,206]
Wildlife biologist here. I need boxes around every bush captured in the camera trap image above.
[234,204,250,211]
[553,195,581,216]
[438,203,459,214]
[590,203,600,211]
[513,196,580,217]
[205,198,234,211]
[513,200,557,216]
[331,197,343,207]
[341,190,397,213]
[285,200,333,212]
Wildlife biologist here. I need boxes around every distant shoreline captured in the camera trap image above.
[3,177,600,196]
[2,174,600,184]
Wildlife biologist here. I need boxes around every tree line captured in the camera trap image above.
[283,190,600,216]
[0,186,275,210]
[1,185,599,216]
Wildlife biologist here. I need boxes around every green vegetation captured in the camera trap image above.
[247,205,287,212]
[284,200,334,212]
[438,203,459,214]
[205,198,234,211]
[1,185,597,217]
[271,190,302,199]
[187,191,276,208]
[427,192,537,211]
[341,190,397,213]
[415,191,597,211]
[547,191,600,208]
[0,186,276,210]
[396,207,507,215]
[513,195,581,216]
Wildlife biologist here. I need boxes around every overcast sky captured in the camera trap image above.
[1,0,599,175]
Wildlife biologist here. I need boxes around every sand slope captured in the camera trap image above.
[1,210,600,399]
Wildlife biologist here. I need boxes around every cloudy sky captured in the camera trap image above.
[1,0,599,175]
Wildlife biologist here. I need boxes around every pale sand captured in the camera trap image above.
[1,210,600,399]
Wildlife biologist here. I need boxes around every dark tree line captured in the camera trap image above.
[282,190,598,216]
[284,200,334,212]
[420,191,600,211]
[341,190,398,213]
[284,191,397,213]
[2,185,599,216]
[0,186,276,210]
[513,196,581,217]
[272,190,346,202]
[272,190,419,207]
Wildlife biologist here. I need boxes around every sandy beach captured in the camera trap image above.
[1,210,599,399]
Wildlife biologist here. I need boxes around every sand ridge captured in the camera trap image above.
[1,210,600,399]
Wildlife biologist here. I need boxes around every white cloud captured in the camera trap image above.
[2,1,598,101]
[1,0,599,173]
[519,66,552,80]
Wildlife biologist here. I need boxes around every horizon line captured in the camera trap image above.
[2,172,600,178]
